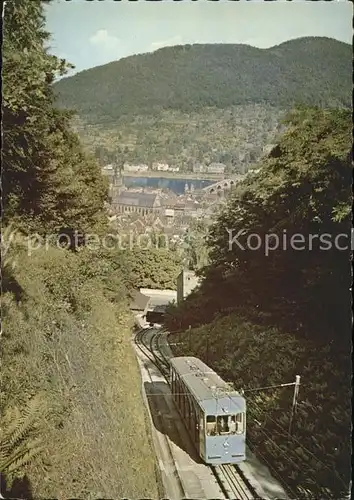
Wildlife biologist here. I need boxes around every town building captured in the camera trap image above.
[152,162,169,171]
[177,270,201,304]
[193,163,205,174]
[123,163,149,173]
[113,191,161,216]
[129,290,151,319]
[206,163,226,174]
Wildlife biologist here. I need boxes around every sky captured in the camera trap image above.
[45,0,352,76]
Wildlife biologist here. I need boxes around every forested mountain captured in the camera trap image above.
[72,105,284,173]
[54,37,351,122]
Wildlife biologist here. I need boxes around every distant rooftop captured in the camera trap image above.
[117,191,160,208]
[130,290,150,311]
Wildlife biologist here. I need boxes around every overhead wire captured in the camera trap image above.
[246,436,299,499]
[246,398,349,489]
[138,329,348,496]
[247,425,334,500]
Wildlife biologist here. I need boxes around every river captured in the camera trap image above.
[123,176,215,195]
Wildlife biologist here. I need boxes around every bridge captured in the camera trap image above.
[202,175,245,194]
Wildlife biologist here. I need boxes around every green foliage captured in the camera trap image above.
[170,314,351,499]
[55,38,351,121]
[1,238,159,498]
[3,0,108,235]
[124,247,182,290]
[72,105,283,174]
[164,105,352,499]
[167,107,352,348]
[0,395,46,478]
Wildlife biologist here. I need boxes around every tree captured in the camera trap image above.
[124,248,182,290]
[183,219,210,271]
[168,107,352,344]
[3,0,108,236]
[206,106,352,345]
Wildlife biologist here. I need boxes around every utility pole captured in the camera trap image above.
[243,376,302,436]
[188,325,191,352]
[288,375,301,436]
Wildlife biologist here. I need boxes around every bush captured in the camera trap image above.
[1,239,160,498]
[170,314,351,499]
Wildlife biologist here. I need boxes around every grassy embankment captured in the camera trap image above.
[169,313,351,499]
[1,239,161,499]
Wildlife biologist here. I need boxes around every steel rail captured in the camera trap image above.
[212,465,257,500]
[143,329,257,500]
[135,328,170,379]
[134,327,163,372]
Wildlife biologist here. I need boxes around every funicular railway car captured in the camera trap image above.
[170,356,246,464]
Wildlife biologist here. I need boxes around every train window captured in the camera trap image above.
[205,414,245,436]
[217,415,230,435]
[171,370,175,390]
[206,415,217,436]
[181,382,185,413]
[234,413,245,434]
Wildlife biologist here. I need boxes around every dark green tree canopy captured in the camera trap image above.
[54,37,352,122]
[3,0,108,235]
[167,107,352,347]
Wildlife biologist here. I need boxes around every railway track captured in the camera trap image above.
[134,327,187,500]
[135,327,258,500]
[134,327,170,377]
[212,464,257,499]
[150,330,170,373]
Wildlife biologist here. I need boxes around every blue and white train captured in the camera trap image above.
[169,356,246,464]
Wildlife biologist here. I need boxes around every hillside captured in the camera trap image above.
[168,314,351,499]
[163,106,352,499]
[2,242,161,498]
[72,105,284,173]
[2,2,161,497]
[54,37,351,122]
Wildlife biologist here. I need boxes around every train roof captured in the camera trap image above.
[170,356,245,414]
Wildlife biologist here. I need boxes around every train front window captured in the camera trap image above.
[217,415,230,434]
[234,412,245,434]
[206,415,217,436]
[206,414,245,436]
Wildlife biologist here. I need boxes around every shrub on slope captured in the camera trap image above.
[170,314,351,499]
[1,241,160,498]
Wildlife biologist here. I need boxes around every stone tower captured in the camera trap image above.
[177,270,201,304]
